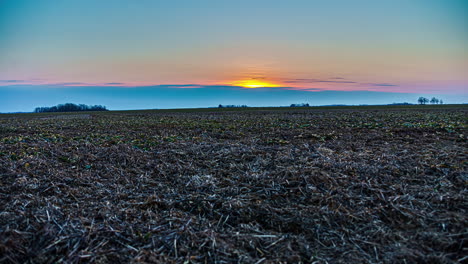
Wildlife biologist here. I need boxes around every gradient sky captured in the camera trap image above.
[1,0,467,111]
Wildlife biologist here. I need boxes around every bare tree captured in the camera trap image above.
[418,97,429,105]
[34,103,108,113]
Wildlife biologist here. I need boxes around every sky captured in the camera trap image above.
[1,0,467,111]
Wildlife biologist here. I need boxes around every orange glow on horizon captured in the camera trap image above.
[230,79,281,88]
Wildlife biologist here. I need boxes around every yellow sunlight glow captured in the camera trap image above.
[232,79,280,88]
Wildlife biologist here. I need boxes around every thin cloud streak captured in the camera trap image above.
[52,82,90,86]
[369,83,399,87]
[0,80,26,83]
[283,78,357,84]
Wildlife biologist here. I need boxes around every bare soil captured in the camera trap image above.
[0,107,466,263]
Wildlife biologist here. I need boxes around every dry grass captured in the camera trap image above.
[0,107,467,263]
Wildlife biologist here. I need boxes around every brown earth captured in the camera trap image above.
[0,107,466,263]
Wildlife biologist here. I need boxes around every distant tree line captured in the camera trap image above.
[389,102,412,105]
[418,97,443,105]
[290,103,310,107]
[218,104,248,108]
[34,103,108,113]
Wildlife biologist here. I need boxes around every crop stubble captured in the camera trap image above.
[0,107,466,263]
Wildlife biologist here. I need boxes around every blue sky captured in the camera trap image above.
[0,0,467,111]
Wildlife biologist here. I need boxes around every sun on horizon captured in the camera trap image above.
[230,79,281,88]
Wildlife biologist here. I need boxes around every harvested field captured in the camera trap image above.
[0,106,467,263]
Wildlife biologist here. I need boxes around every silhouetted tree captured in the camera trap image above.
[290,103,310,107]
[430,97,439,104]
[417,97,429,105]
[34,103,108,113]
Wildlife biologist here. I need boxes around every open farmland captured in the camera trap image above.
[0,106,467,263]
